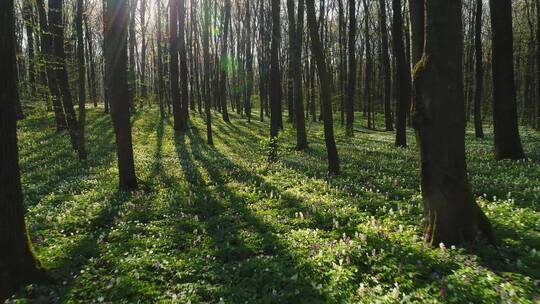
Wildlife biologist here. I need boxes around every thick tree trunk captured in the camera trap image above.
[412,0,495,246]
[474,0,484,138]
[0,0,46,299]
[392,0,411,147]
[346,0,356,136]
[105,0,138,191]
[306,0,340,175]
[536,0,540,128]
[380,0,393,131]
[489,0,525,160]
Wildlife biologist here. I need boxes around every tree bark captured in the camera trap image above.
[412,0,495,246]
[392,0,411,147]
[306,0,340,175]
[50,0,83,156]
[170,0,187,131]
[0,0,46,299]
[178,0,190,121]
[36,0,66,130]
[270,0,282,149]
[489,0,525,160]
[380,0,393,131]
[105,0,138,191]
[202,0,213,145]
[346,0,356,136]
[220,0,231,123]
[76,0,87,161]
[474,0,484,138]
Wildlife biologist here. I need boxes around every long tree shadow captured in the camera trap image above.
[173,128,329,303]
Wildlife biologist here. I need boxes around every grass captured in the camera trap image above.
[7,106,540,303]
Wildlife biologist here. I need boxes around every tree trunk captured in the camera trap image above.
[412,0,495,246]
[140,0,147,98]
[36,0,66,130]
[392,0,411,147]
[489,0,525,160]
[346,0,356,136]
[170,0,187,131]
[105,0,138,191]
[220,0,231,123]
[0,0,46,299]
[380,0,393,131]
[270,0,282,148]
[245,0,253,122]
[157,0,165,118]
[128,0,136,109]
[306,0,340,175]
[202,0,213,145]
[76,0,87,161]
[50,0,83,155]
[179,0,190,121]
[474,0,484,138]
[287,0,308,150]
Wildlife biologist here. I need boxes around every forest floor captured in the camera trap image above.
[7,107,540,303]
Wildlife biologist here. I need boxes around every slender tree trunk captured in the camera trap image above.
[269,0,282,161]
[245,0,253,122]
[203,0,213,145]
[346,0,356,136]
[220,0,231,123]
[50,0,82,154]
[474,0,484,138]
[37,0,66,130]
[287,0,308,150]
[140,0,147,98]
[392,0,411,147]
[84,12,98,107]
[412,0,495,246]
[105,0,138,191]
[76,0,87,161]
[179,0,189,121]
[489,0,525,160]
[306,0,340,175]
[170,0,187,131]
[157,0,165,118]
[380,0,393,131]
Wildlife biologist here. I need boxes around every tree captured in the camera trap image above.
[287,0,308,150]
[489,0,525,160]
[170,0,187,131]
[0,0,46,298]
[202,0,213,145]
[346,0,356,136]
[105,0,138,191]
[49,0,85,159]
[179,0,190,121]
[412,0,495,246]
[76,0,87,161]
[219,0,232,123]
[36,0,66,131]
[379,0,392,131]
[156,0,165,119]
[392,0,411,147]
[244,0,254,122]
[306,0,340,175]
[474,0,484,138]
[269,0,282,160]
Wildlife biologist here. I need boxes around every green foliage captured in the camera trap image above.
[7,108,540,303]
